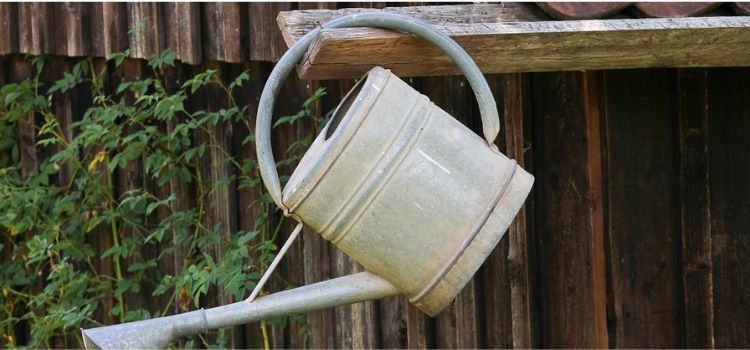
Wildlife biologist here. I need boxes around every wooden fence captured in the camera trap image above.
[1,2,749,349]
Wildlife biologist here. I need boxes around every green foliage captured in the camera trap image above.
[0,53,328,349]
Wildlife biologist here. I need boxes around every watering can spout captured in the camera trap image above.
[81,272,399,349]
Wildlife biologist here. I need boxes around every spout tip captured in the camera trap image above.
[80,319,174,350]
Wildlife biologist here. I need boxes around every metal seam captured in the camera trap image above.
[326,98,434,244]
[317,92,423,239]
[410,160,518,303]
[283,72,391,215]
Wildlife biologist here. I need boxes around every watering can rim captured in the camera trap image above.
[282,66,392,211]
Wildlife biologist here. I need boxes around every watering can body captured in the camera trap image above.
[81,12,533,349]
[284,67,533,316]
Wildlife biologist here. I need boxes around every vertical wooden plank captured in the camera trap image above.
[101,3,128,55]
[10,58,37,178]
[18,3,55,55]
[201,3,245,63]
[200,3,225,62]
[17,4,32,54]
[48,58,75,186]
[164,3,202,65]
[379,296,408,349]
[531,71,608,348]
[127,3,164,59]
[117,58,149,314]
[482,72,535,349]
[206,61,241,348]
[54,2,90,57]
[248,3,293,62]
[0,3,18,55]
[332,249,354,349]
[230,61,268,350]
[88,58,116,326]
[602,69,683,348]
[677,68,714,349]
[89,3,105,57]
[157,63,193,318]
[504,73,537,350]
[221,3,247,63]
[707,67,750,348]
[406,303,434,349]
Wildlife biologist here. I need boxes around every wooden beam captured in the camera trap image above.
[277,4,548,47]
[276,7,750,79]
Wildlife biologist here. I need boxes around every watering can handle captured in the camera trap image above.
[257,12,501,210]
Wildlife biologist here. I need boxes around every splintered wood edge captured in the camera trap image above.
[277,9,750,80]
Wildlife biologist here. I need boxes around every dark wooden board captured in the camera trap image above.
[249,2,293,62]
[54,3,90,57]
[531,71,608,348]
[0,3,18,55]
[602,69,683,348]
[677,68,714,349]
[707,68,750,348]
[104,3,129,55]
[164,3,202,65]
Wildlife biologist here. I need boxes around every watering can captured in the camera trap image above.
[81,12,533,349]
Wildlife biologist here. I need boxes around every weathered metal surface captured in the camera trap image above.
[256,11,531,315]
[282,66,532,315]
[81,272,399,349]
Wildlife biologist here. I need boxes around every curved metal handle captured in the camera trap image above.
[256,12,500,210]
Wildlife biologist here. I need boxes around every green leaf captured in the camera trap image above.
[237,230,259,245]
[107,50,130,67]
[229,70,250,90]
[303,87,327,108]
[4,91,21,107]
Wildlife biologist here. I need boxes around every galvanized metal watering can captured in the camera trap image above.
[81,12,533,349]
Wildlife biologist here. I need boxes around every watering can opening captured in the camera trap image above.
[326,73,367,140]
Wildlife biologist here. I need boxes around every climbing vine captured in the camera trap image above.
[0,51,325,348]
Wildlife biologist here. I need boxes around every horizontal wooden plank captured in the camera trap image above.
[277,10,750,79]
[277,4,548,48]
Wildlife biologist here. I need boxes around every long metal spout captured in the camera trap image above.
[81,272,399,349]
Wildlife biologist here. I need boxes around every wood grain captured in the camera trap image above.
[707,68,750,348]
[602,69,683,348]
[277,4,547,47]
[201,3,246,63]
[0,3,18,55]
[278,13,750,79]
[164,3,202,65]
[249,2,293,62]
[18,3,55,55]
[100,3,128,56]
[126,3,164,59]
[531,71,608,348]
[54,3,90,57]
[498,73,535,349]
[677,68,714,349]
